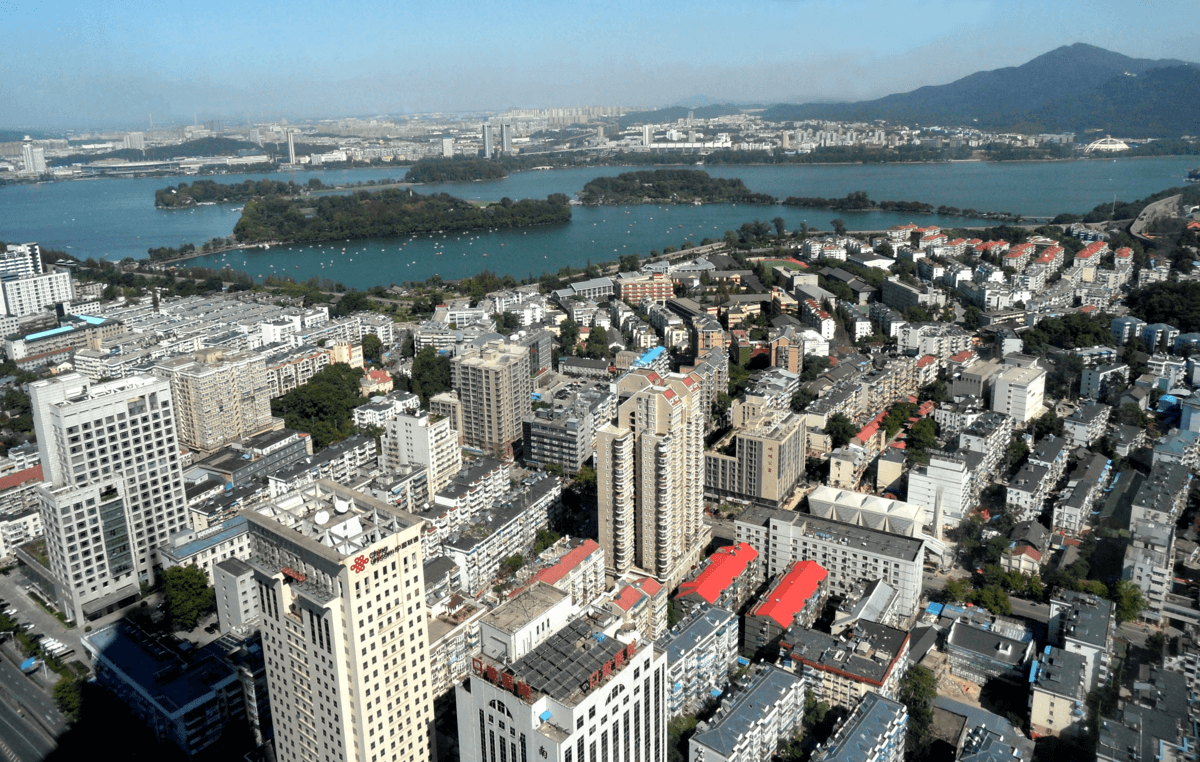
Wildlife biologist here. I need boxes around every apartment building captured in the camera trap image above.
[597,369,708,588]
[1049,591,1115,691]
[1029,647,1089,739]
[735,506,924,621]
[992,365,1046,423]
[0,270,75,317]
[522,390,609,475]
[614,273,674,305]
[813,693,907,762]
[1064,403,1110,447]
[743,560,828,654]
[1131,460,1192,525]
[676,542,761,614]
[524,538,605,608]
[906,451,979,530]
[881,276,946,312]
[153,348,276,455]
[778,620,910,707]
[456,618,667,762]
[956,412,1012,477]
[244,480,433,762]
[689,666,804,762]
[380,411,462,499]
[704,403,805,507]
[29,373,189,623]
[1124,519,1175,624]
[662,605,737,717]
[452,339,532,456]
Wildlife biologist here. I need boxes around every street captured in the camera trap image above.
[0,695,56,762]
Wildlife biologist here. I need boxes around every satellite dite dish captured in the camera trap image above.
[314,510,330,525]
[334,498,351,514]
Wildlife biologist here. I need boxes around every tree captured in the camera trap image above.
[963,304,983,328]
[400,330,415,358]
[584,326,610,359]
[500,554,524,577]
[161,565,216,632]
[559,320,580,355]
[496,311,522,334]
[772,217,786,236]
[944,578,970,603]
[791,388,817,413]
[533,529,561,555]
[54,678,83,723]
[971,584,1012,616]
[1112,579,1147,624]
[825,413,857,449]
[619,254,641,272]
[408,346,452,405]
[1007,435,1029,472]
[362,333,383,365]
[1031,411,1065,440]
[909,418,938,453]
[336,289,372,316]
[1145,631,1167,661]
[830,218,847,235]
[899,665,937,758]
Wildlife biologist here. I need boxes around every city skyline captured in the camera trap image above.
[3,0,1198,130]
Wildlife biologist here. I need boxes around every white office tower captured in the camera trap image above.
[287,129,297,164]
[442,138,455,158]
[642,125,652,146]
[380,411,462,496]
[30,374,189,623]
[597,369,707,587]
[483,124,494,158]
[245,481,433,762]
[456,618,667,762]
[21,137,46,175]
[906,451,972,531]
[0,243,43,278]
[500,124,513,153]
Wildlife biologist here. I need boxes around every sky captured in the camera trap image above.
[3,0,1198,131]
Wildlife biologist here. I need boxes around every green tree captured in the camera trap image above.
[409,346,452,405]
[496,311,523,334]
[54,677,83,723]
[825,413,857,449]
[400,331,415,358]
[963,305,983,328]
[336,290,372,316]
[533,529,561,555]
[899,665,938,758]
[160,565,216,631]
[1007,435,1029,472]
[791,388,817,413]
[830,218,847,235]
[559,320,580,356]
[584,326,610,359]
[271,363,368,449]
[909,418,938,453]
[970,584,1013,616]
[944,578,970,603]
[362,333,383,365]
[1112,579,1147,624]
[772,217,786,236]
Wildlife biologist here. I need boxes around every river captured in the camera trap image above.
[0,157,1193,290]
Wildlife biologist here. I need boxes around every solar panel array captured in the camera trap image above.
[511,619,627,702]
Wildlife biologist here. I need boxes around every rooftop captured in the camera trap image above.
[483,582,569,635]
[663,606,736,665]
[690,666,801,758]
[1054,591,1113,649]
[815,692,907,761]
[507,618,639,705]
[750,560,828,628]
[737,506,924,562]
[676,543,759,604]
[781,620,909,685]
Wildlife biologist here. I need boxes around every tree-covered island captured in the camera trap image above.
[155,178,327,208]
[232,188,571,244]
[403,157,509,183]
[577,169,777,205]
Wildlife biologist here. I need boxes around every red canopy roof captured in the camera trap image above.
[751,560,828,627]
[676,543,758,603]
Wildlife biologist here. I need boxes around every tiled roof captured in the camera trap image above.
[677,543,759,603]
[0,465,42,492]
[530,539,601,586]
[750,560,827,628]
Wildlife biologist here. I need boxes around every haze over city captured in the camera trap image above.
[4,0,1200,129]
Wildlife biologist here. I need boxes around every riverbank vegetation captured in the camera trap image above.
[232,188,572,244]
[155,178,325,208]
[578,169,776,205]
[404,157,508,183]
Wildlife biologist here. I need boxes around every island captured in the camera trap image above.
[781,191,934,213]
[577,169,776,205]
[1189,167,1200,183]
[156,178,325,208]
[403,157,508,183]
[232,188,571,244]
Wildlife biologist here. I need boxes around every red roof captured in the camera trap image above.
[612,585,644,612]
[750,560,828,628]
[1116,247,1133,257]
[891,441,907,449]
[530,539,601,586]
[1077,241,1107,258]
[367,369,391,383]
[1014,546,1043,562]
[916,355,936,368]
[635,577,662,596]
[676,543,758,604]
[1081,305,1098,313]
[950,350,974,363]
[917,400,936,416]
[0,465,42,492]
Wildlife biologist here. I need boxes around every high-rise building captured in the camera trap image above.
[380,411,462,498]
[124,132,145,150]
[597,369,707,587]
[482,124,494,158]
[152,348,275,455]
[0,270,74,317]
[442,137,455,158]
[0,243,43,278]
[704,401,805,507]
[500,124,513,153]
[244,480,434,762]
[30,374,189,623]
[286,129,296,164]
[642,125,652,146]
[21,137,46,175]
[452,339,532,457]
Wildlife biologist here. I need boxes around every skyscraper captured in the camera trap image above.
[500,124,513,153]
[286,129,296,164]
[442,137,455,158]
[152,348,276,455]
[30,374,189,623]
[642,125,652,146]
[124,131,145,151]
[21,137,46,174]
[451,339,532,457]
[244,480,433,762]
[596,369,707,587]
[482,124,494,158]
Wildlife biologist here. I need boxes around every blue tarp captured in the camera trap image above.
[926,602,944,616]
[20,657,36,671]
[540,711,552,722]
[710,688,722,698]
[737,657,749,666]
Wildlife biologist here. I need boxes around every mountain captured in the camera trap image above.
[761,43,1199,135]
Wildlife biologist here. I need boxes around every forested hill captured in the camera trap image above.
[578,169,776,205]
[761,43,1199,136]
[404,157,509,183]
[232,189,571,244]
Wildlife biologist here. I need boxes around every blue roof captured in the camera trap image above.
[166,515,248,559]
[24,325,76,341]
[73,314,107,326]
[633,346,666,367]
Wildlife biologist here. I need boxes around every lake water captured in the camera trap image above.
[0,157,1194,290]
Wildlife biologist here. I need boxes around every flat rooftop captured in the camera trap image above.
[663,606,736,665]
[483,582,569,635]
[508,618,635,706]
[781,620,908,685]
[739,506,924,562]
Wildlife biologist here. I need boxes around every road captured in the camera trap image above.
[0,694,56,762]
[1130,193,1181,241]
[0,574,83,659]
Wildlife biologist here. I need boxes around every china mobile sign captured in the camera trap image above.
[471,639,639,699]
[350,546,398,573]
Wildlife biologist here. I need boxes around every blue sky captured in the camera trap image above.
[3,0,1197,130]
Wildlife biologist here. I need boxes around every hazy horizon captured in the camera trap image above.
[4,0,1198,132]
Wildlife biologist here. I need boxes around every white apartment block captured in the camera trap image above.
[380,411,462,498]
[735,506,924,621]
[0,243,44,279]
[479,582,578,663]
[906,451,975,529]
[456,618,667,762]
[689,666,804,762]
[992,366,1046,424]
[663,605,737,717]
[30,374,189,623]
[0,508,42,558]
[213,556,259,631]
[353,392,421,429]
[1049,591,1115,692]
[813,692,908,762]
[0,271,74,317]
[526,538,606,609]
[424,459,511,555]
[245,480,433,762]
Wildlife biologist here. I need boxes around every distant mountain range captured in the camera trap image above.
[629,45,1198,138]
[761,44,1199,137]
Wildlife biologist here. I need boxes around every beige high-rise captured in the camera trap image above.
[245,481,433,762]
[153,348,276,454]
[597,369,707,587]
[451,340,531,457]
[380,411,462,498]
